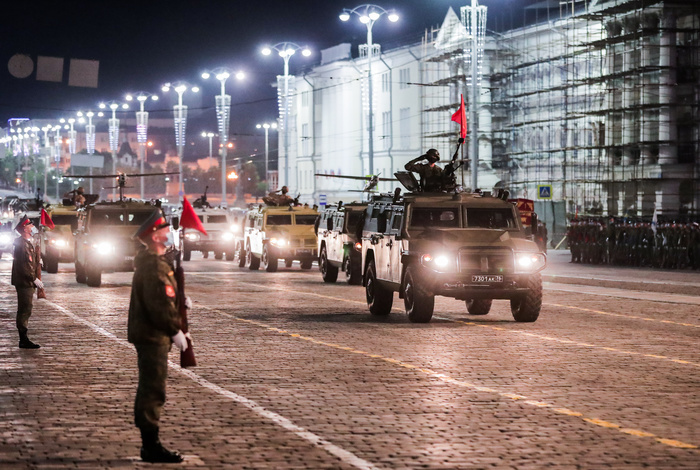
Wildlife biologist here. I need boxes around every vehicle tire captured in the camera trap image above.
[365,259,392,316]
[466,298,492,315]
[403,266,434,323]
[263,246,278,272]
[300,259,313,270]
[510,273,542,322]
[238,242,246,268]
[202,251,209,259]
[320,246,338,282]
[85,263,102,288]
[75,260,86,284]
[247,246,260,270]
[45,250,59,274]
[344,257,362,285]
[225,251,235,261]
[285,259,293,268]
[214,250,223,260]
[183,248,192,262]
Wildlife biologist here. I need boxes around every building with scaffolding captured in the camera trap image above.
[279,0,699,241]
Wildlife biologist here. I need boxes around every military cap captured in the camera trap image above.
[423,148,440,163]
[14,214,33,233]
[133,209,169,241]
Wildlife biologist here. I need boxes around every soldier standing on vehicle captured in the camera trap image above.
[404,149,444,192]
[128,210,189,463]
[12,215,43,349]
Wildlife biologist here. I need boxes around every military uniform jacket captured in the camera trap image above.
[128,248,182,345]
[404,162,444,192]
[11,237,38,288]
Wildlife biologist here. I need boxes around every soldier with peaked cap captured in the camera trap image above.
[11,215,43,349]
[128,209,188,463]
[405,149,444,192]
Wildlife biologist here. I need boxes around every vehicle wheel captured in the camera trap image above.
[403,266,434,323]
[344,257,362,285]
[365,259,393,316]
[202,251,209,259]
[247,246,260,270]
[75,260,86,284]
[238,242,246,268]
[262,246,278,272]
[45,250,59,274]
[183,249,192,262]
[214,250,223,260]
[285,258,293,268]
[466,298,492,315]
[320,246,338,282]
[300,259,313,270]
[510,273,542,322]
[85,263,102,287]
[225,251,235,261]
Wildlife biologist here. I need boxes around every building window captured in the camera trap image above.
[301,90,309,107]
[399,107,410,149]
[301,123,309,156]
[399,68,410,89]
[381,72,390,93]
[382,111,391,150]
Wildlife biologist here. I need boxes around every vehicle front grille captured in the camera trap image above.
[459,248,514,274]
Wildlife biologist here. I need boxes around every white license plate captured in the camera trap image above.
[471,275,502,283]
[125,256,135,261]
[297,249,311,254]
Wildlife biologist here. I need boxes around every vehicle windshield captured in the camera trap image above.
[410,207,460,228]
[51,214,78,230]
[464,208,517,229]
[91,210,153,226]
[207,215,227,223]
[347,211,364,231]
[294,215,317,225]
[267,214,292,225]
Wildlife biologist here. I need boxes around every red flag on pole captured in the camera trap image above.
[179,197,207,235]
[451,94,467,139]
[40,208,55,230]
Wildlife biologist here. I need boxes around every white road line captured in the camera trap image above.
[544,282,700,305]
[45,300,381,470]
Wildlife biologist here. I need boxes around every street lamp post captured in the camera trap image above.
[162,82,199,198]
[340,4,398,176]
[202,69,244,207]
[256,122,278,191]
[201,132,216,169]
[53,125,62,200]
[77,110,103,194]
[99,101,130,200]
[126,92,159,200]
[262,43,312,190]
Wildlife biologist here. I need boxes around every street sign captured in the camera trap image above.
[319,194,327,206]
[537,185,552,200]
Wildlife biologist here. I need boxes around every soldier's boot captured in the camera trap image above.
[140,429,183,463]
[18,332,40,349]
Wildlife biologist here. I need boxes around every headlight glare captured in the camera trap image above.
[185,232,200,242]
[354,242,362,251]
[514,252,546,273]
[92,241,113,255]
[421,253,454,272]
[0,233,11,244]
[221,232,234,241]
[270,237,287,247]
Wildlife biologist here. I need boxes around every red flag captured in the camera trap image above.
[451,94,467,139]
[180,198,207,235]
[40,208,55,230]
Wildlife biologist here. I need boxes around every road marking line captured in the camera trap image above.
[199,305,699,453]
[546,303,700,329]
[43,300,381,470]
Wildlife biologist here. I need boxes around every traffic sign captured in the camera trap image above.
[319,194,327,206]
[537,185,552,200]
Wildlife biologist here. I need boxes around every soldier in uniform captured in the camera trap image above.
[263,185,295,206]
[405,149,444,192]
[11,215,43,349]
[128,210,189,463]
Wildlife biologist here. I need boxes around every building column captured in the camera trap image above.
[640,13,659,165]
[478,84,492,168]
[658,13,677,165]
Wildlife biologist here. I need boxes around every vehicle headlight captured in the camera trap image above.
[421,253,454,272]
[514,252,546,273]
[2,211,9,218]
[185,232,200,242]
[0,233,11,244]
[270,237,288,247]
[49,238,68,248]
[354,242,362,251]
[92,241,114,255]
[221,232,234,241]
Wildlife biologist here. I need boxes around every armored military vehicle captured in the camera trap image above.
[316,202,367,284]
[182,207,238,261]
[242,205,318,271]
[361,171,546,323]
[40,204,79,272]
[74,200,161,287]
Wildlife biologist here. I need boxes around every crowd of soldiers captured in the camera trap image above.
[567,218,700,269]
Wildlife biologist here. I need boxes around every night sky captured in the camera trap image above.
[2,0,531,157]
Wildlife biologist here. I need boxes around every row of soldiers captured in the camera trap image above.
[567,218,700,270]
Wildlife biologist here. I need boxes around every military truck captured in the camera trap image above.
[40,204,79,273]
[316,202,367,284]
[242,205,318,271]
[361,173,546,323]
[182,207,239,261]
[74,200,160,287]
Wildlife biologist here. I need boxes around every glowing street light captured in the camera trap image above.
[261,42,312,190]
[99,100,130,200]
[201,131,216,168]
[126,92,158,199]
[256,122,278,191]
[162,82,199,197]
[340,3,398,176]
[76,110,104,193]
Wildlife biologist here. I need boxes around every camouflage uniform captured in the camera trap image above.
[11,236,39,340]
[405,151,444,192]
[128,248,182,436]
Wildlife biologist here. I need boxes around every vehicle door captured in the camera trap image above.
[386,207,404,284]
[330,212,344,262]
[372,207,391,281]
